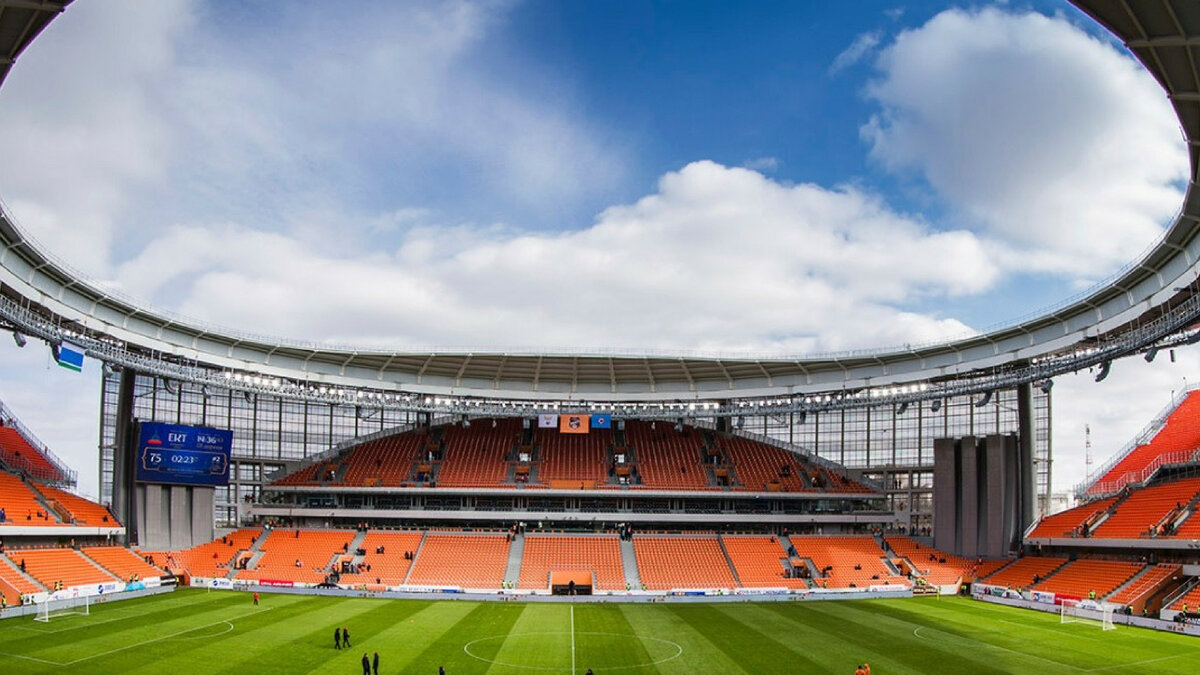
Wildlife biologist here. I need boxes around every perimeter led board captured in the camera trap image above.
[135,421,232,487]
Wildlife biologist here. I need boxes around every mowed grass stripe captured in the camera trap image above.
[0,590,240,645]
[575,603,658,670]
[0,591,287,664]
[669,603,827,674]
[206,594,435,675]
[778,600,1013,675]
[488,602,573,671]
[619,601,750,674]
[407,601,528,673]
[351,601,482,674]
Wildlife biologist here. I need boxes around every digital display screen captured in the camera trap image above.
[135,422,232,487]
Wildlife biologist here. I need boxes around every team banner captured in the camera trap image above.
[591,414,612,429]
[537,414,558,428]
[560,414,590,434]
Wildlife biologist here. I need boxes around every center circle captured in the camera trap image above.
[463,631,684,671]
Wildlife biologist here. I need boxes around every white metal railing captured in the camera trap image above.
[1075,384,1200,499]
[1083,448,1200,499]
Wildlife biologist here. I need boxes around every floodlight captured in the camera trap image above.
[974,391,992,407]
[1039,379,1054,394]
[1094,360,1111,383]
[896,402,909,416]
[930,399,941,413]
[797,411,806,425]
[11,331,25,348]
[1145,347,1159,363]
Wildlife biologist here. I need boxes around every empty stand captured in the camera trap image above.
[1090,477,1200,538]
[535,427,611,488]
[1169,584,1200,611]
[717,436,807,492]
[517,535,624,590]
[721,536,807,588]
[1028,497,1118,538]
[1087,392,1200,495]
[0,557,42,606]
[632,535,737,589]
[790,536,908,589]
[1030,559,1144,599]
[1109,564,1181,607]
[980,556,1066,589]
[340,433,429,487]
[337,531,424,586]
[436,420,524,488]
[624,421,710,489]
[163,528,261,578]
[0,425,66,483]
[884,536,975,585]
[238,529,354,585]
[0,472,59,526]
[7,548,117,588]
[36,484,116,526]
[406,533,510,588]
[81,547,164,581]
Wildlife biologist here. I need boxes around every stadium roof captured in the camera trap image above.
[0,0,1199,410]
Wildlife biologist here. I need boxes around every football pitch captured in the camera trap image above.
[0,590,1197,674]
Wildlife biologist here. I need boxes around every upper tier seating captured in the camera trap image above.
[0,471,59,526]
[0,426,65,483]
[1087,392,1200,494]
[632,536,737,589]
[721,536,808,588]
[884,536,975,585]
[791,536,909,589]
[0,557,42,605]
[717,436,808,492]
[337,531,425,586]
[517,535,624,590]
[1030,559,1144,599]
[237,529,354,585]
[535,427,611,488]
[7,548,117,588]
[36,484,116,526]
[159,528,261,579]
[82,546,164,581]
[436,420,524,488]
[624,422,710,489]
[981,556,1066,589]
[1090,477,1200,538]
[1028,497,1118,538]
[341,433,430,487]
[1108,564,1181,606]
[406,533,510,588]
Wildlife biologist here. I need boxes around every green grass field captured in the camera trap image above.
[0,589,1196,674]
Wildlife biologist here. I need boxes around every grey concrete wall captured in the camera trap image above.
[933,438,958,554]
[136,483,215,550]
[959,437,979,559]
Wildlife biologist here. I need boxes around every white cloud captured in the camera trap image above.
[830,31,882,75]
[862,8,1186,280]
[742,157,781,173]
[113,161,990,353]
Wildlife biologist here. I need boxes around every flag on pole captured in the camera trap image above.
[591,414,612,429]
[55,342,85,372]
[560,414,590,434]
[537,414,558,428]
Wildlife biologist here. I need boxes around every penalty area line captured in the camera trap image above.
[52,606,273,666]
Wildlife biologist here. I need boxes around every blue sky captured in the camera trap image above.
[0,0,1192,499]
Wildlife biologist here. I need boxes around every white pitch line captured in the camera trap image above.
[0,607,273,667]
[570,604,576,675]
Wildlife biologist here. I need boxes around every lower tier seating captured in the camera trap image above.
[632,536,737,590]
[721,536,808,588]
[791,536,908,589]
[1030,559,1144,599]
[517,535,624,590]
[884,536,977,585]
[981,556,1066,589]
[6,548,117,588]
[405,533,510,588]
[0,557,42,605]
[153,528,261,579]
[337,531,425,586]
[1108,564,1181,606]
[237,529,354,585]
[81,547,164,581]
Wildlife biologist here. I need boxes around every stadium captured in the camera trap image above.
[0,0,1199,673]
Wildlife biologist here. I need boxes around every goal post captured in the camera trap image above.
[1060,599,1115,630]
[34,595,91,622]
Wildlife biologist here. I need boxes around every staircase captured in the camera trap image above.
[716,535,743,587]
[1106,564,1154,600]
[402,533,428,584]
[619,537,641,590]
[503,533,524,587]
[1,554,47,590]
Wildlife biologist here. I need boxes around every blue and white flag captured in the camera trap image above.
[591,414,612,429]
[56,342,85,372]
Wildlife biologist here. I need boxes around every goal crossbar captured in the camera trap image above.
[1060,599,1115,630]
[34,595,91,622]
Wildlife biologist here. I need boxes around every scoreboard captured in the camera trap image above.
[135,422,233,487]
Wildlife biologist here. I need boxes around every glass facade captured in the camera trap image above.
[100,372,1051,530]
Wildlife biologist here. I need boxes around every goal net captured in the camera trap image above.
[1060,599,1115,630]
[35,595,91,622]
